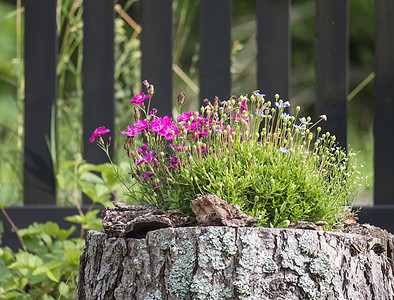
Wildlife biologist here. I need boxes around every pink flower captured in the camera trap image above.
[169,144,186,152]
[150,116,179,140]
[121,125,140,137]
[135,150,154,166]
[133,119,148,131]
[89,126,110,142]
[138,144,148,155]
[140,172,154,181]
[177,111,194,123]
[130,93,150,105]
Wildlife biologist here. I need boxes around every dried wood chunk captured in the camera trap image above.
[102,202,187,238]
[190,194,261,227]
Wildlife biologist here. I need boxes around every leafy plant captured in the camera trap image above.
[91,83,366,229]
[0,161,121,299]
[0,221,81,299]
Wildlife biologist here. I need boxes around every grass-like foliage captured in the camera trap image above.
[92,81,366,229]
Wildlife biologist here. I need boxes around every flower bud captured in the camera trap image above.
[134,107,140,122]
[275,94,280,100]
[296,106,300,112]
[177,92,186,106]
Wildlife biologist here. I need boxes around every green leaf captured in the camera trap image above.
[32,266,49,276]
[46,268,61,282]
[64,214,84,224]
[58,226,76,241]
[42,222,60,239]
[65,246,82,264]
[276,219,290,228]
[79,172,104,184]
[65,210,100,226]
[78,163,112,175]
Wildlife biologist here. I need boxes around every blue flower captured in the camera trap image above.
[293,124,306,130]
[279,147,290,154]
[299,117,312,125]
[275,101,290,108]
[256,111,268,118]
[281,113,292,119]
[255,92,266,99]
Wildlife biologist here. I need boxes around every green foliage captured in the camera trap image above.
[95,90,366,229]
[0,162,114,298]
[0,222,82,299]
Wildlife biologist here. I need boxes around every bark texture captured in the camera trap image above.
[78,227,394,300]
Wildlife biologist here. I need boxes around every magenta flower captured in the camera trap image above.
[150,116,179,140]
[133,119,148,131]
[140,172,154,181]
[149,108,158,116]
[89,126,110,142]
[135,150,154,166]
[121,125,140,137]
[168,155,180,170]
[239,99,247,112]
[169,143,186,152]
[130,93,150,105]
[138,144,148,155]
[178,111,194,123]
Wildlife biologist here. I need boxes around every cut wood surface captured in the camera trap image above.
[78,227,394,299]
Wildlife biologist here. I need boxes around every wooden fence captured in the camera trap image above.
[1,0,394,249]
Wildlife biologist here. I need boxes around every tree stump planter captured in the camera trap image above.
[78,227,394,299]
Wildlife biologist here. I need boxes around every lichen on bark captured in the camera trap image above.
[78,227,394,299]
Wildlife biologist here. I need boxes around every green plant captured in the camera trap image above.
[0,161,124,299]
[92,83,366,229]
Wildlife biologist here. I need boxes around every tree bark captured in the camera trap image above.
[78,227,394,299]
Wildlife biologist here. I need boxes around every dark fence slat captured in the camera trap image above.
[374,0,394,205]
[199,0,232,104]
[24,0,57,205]
[82,1,115,169]
[141,0,173,117]
[315,0,348,148]
[256,0,290,101]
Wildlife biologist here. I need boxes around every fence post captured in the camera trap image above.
[24,0,57,205]
[374,0,394,205]
[315,0,348,148]
[256,0,290,101]
[141,0,173,117]
[82,0,115,190]
[199,0,232,105]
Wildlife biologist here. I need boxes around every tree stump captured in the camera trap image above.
[78,227,394,299]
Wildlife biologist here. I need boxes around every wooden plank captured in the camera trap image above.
[315,0,348,148]
[82,0,115,204]
[356,206,394,234]
[374,0,394,205]
[0,206,102,251]
[24,0,57,205]
[82,0,115,166]
[141,0,173,117]
[199,0,231,105]
[256,0,290,101]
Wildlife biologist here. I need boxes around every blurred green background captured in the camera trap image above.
[0,0,374,207]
